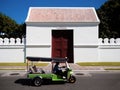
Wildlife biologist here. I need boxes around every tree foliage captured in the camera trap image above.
[0,13,26,38]
[97,0,120,38]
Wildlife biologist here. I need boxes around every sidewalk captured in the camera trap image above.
[1,64,120,77]
[70,64,120,72]
[0,63,120,71]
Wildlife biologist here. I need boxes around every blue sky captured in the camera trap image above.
[0,0,107,24]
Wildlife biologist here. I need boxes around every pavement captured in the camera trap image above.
[0,64,120,77]
[1,63,120,71]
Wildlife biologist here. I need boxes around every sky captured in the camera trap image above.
[0,0,107,24]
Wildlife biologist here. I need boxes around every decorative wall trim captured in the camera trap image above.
[99,45,120,49]
[26,45,51,48]
[74,44,98,48]
[0,45,24,49]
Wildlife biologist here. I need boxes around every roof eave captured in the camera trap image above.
[25,21,100,26]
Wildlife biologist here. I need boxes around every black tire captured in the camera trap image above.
[33,77,42,86]
[69,75,76,83]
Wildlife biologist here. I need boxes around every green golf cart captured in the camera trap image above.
[26,57,76,86]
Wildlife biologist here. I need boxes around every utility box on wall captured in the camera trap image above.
[25,7,100,63]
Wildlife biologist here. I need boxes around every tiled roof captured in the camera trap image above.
[26,7,100,23]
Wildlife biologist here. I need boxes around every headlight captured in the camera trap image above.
[70,71,73,74]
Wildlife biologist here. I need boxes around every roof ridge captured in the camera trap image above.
[29,7,95,9]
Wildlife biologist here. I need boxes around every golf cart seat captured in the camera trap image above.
[29,66,45,74]
[29,66,37,73]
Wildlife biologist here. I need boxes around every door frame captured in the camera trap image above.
[52,30,74,63]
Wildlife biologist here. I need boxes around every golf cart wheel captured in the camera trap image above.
[69,75,76,83]
[33,77,42,86]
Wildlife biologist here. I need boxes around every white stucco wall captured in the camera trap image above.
[26,26,51,45]
[74,46,98,63]
[0,38,25,62]
[26,23,99,63]
[26,25,52,57]
[73,25,99,63]
[26,23,98,45]
[26,46,51,57]
[0,48,24,62]
[0,35,120,63]
[74,25,98,45]
[98,46,120,62]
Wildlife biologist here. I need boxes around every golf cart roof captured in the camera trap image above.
[26,57,68,62]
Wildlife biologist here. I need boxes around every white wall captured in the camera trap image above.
[98,38,120,62]
[27,23,120,63]
[70,25,98,63]
[26,25,52,57]
[26,26,51,45]
[0,37,120,63]
[1,24,119,63]
[98,48,120,62]
[26,23,99,62]
[26,23,98,45]
[0,48,24,62]
[26,46,51,57]
[74,25,98,45]
[0,38,25,62]
[74,46,98,63]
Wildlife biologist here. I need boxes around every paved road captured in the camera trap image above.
[0,71,120,90]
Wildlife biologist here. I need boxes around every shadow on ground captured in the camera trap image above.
[15,78,32,86]
[15,78,65,86]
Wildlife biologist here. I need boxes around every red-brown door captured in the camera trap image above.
[52,30,73,63]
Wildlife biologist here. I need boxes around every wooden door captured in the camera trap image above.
[52,30,73,63]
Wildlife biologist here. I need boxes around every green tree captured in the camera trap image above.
[13,23,26,38]
[0,13,26,38]
[97,0,120,38]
